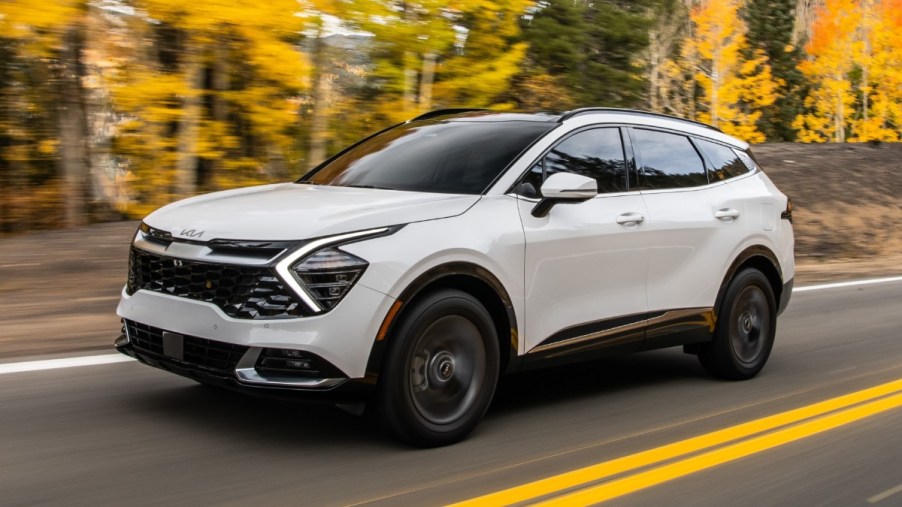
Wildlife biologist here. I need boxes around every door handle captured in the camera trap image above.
[616,212,645,225]
[715,208,740,220]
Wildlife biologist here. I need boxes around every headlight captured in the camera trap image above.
[274,226,399,314]
[291,248,368,310]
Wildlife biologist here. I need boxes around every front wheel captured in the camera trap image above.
[376,289,500,447]
[699,268,777,380]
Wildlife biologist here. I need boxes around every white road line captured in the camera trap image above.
[868,483,902,504]
[0,354,134,375]
[1,276,900,376]
[794,276,902,293]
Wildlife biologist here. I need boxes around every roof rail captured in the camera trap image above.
[558,107,722,132]
[408,108,488,122]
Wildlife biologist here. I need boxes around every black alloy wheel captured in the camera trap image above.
[377,289,500,447]
[699,268,777,380]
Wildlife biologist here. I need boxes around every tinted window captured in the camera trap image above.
[695,138,749,181]
[537,128,627,195]
[302,120,554,194]
[736,150,758,172]
[633,129,707,189]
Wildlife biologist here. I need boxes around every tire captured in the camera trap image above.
[376,289,500,447]
[699,268,777,380]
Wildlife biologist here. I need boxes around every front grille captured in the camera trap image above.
[127,247,304,319]
[125,320,249,374]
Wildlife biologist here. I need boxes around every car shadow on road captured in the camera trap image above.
[117,348,709,449]
[491,348,708,416]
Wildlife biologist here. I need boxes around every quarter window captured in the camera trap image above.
[633,129,707,189]
[695,138,749,181]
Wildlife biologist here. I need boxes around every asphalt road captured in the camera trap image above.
[2,279,901,506]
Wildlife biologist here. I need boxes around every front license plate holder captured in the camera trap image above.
[162,331,184,361]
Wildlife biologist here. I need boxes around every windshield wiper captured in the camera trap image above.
[344,184,395,190]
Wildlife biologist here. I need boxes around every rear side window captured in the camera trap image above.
[736,150,759,172]
[633,129,707,189]
[695,138,749,181]
[521,128,627,197]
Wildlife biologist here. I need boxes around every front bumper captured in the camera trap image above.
[115,333,374,402]
[117,279,396,380]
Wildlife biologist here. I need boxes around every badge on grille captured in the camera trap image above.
[206,280,213,289]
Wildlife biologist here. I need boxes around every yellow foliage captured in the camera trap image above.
[105,0,311,215]
[684,0,780,142]
[794,0,860,142]
[850,0,902,141]
[0,0,80,52]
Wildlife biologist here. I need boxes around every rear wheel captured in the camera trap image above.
[699,268,777,380]
[377,289,500,447]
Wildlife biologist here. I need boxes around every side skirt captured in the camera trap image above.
[521,308,715,369]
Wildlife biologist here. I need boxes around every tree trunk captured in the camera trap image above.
[307,28,332,170]
[0,40,15,232]
[419,52,436,110]
[176,44,202,197]
[204,42,229,190]
[267,143,288,181]
[57,21,90,228]
[403,51,418,113]
[860,0,871,125]
[84,6,115,218]
[835,88,845,142]
[648,32,661,112]
[647,9,682,113]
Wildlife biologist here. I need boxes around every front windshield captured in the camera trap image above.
[300,120,556,194]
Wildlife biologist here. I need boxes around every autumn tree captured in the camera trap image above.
[0,0,93,229]
[345,0,530,127]
[646,0,691,115]
[850,0,902,141]
[792,0,859,142]
[512,0,586,109]
[683,0,780,142]
[111,0,309,215]
[432,0,531,109]
[345,0,458,125]
[518,0,655,108]
[742,0,807,140]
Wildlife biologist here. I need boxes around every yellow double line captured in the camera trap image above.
[453,378,902,506]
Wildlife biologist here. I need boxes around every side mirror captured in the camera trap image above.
[531,173,597,217]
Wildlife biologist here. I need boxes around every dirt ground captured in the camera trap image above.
[1,142,900,359]
[755,142,902,261]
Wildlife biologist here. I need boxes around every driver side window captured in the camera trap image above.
[517,128,628,198]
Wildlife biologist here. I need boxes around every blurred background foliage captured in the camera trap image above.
[0,0,901,233]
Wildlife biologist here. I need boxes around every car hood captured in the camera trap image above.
[144,183,480,241]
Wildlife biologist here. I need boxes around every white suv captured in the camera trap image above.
[116,108,794,446]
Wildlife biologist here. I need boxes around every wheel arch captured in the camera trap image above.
[364,262,518,382]
[715,245,784,320]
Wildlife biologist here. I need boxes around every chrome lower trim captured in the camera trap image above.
[234,368,347,389]
[233,346,347,390]
[529,308,713,355]
[530,320,645,355]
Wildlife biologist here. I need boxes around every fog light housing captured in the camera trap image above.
[255,348,346,378]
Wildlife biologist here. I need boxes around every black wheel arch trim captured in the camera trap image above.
[716,245,785,321]
[363,262,519,382]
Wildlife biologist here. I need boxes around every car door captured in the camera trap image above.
[629,127,748,348]
[517,127,649,357]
